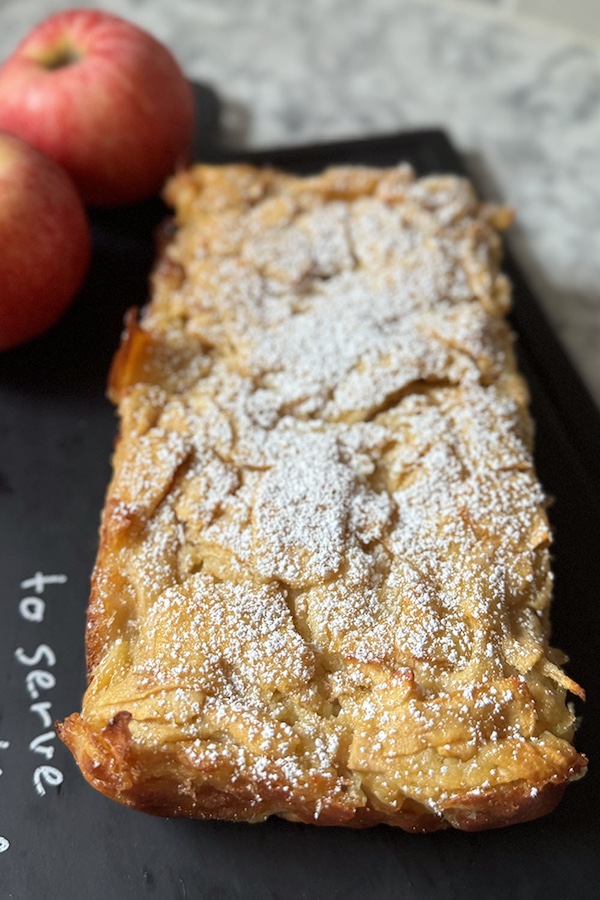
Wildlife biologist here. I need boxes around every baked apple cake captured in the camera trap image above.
[58,162,586,830]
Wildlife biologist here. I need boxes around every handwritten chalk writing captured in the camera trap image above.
[30,702,52,729]
[13,573,67,805]
[25,670,56,700]
[15,645,57,700]
[0,747,9,851]
[33,765,63,798]
[0,740,8,777]
[19,596,46,623]
[20,572,67,594]
[15,644,56,668]
[29,732,56,761]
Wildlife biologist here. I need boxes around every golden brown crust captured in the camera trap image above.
[440,780,571,832]
[57,708,584,830]
[59,162,586,830]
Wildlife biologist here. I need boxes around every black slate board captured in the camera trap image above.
[1,86,598,900]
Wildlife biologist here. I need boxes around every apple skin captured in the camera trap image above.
[0,131,91,350]
[0,9,195,206]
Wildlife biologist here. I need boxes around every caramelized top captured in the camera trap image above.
[71,164,584,827]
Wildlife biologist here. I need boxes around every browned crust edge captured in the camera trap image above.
[57,711,587,832]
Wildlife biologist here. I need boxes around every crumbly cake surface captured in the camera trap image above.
[58,163,586,830]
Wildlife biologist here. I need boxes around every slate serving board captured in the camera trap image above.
[1,85,598,900]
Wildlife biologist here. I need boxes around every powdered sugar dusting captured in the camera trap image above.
[82,163,581,826]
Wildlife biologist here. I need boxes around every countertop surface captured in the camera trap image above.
[1,0,599,407]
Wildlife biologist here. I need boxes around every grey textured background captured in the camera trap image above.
[1,0,599,404]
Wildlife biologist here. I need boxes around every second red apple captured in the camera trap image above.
[0,9,195,206]
[0,131,90,350]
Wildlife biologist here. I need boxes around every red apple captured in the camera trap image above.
[0,9,195,206]
[0,131,90,350]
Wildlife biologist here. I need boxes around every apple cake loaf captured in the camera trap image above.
[58,162,586,830]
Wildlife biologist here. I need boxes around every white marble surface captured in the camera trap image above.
[1,0,599,406]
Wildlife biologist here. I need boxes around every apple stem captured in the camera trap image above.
[44,46,81,70]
